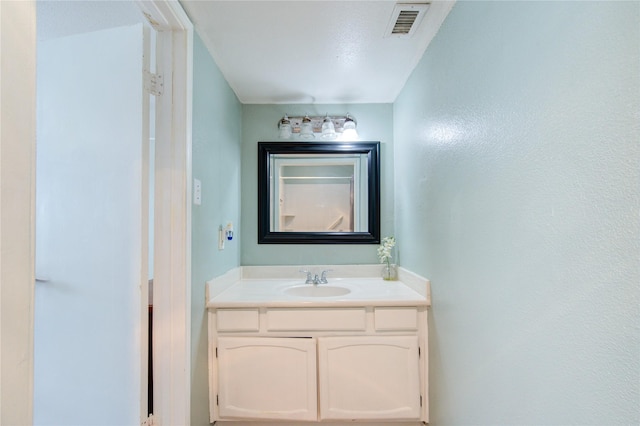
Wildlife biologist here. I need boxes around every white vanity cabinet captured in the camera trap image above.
[318,335,421,420]
[208,305,428,424]
[216,337,318,421]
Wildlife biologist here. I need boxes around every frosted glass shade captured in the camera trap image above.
[300,116,314,139]
[321,116,336,139]
[279,115,292,139]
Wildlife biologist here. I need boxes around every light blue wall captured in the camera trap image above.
[190,32,242,426]
[394,2,639,424]
[240,104,394,266]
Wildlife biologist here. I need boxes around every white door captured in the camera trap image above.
[216,337,318,421]
[318,335,422,420]
[34,23,148,425]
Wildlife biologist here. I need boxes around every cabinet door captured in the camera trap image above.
[217,337,317,421]
[318,335,421,420]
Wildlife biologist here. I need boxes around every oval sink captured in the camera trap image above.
[285,285,351,297]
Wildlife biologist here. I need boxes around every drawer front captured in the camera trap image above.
[217,309,260,332]
[266,308,366,331]
[374,307,418,331]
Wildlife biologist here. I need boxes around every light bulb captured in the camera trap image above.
[342,114,358,140]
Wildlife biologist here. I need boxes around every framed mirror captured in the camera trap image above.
[258,141,380,244]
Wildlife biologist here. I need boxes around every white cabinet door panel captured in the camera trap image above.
[318,335,421,420]
[217,337,317,421]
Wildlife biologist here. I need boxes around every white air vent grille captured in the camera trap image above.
[392,10,420,34]
[385,3,430,38]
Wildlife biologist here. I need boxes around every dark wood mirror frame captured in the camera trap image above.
[258,141,380,244]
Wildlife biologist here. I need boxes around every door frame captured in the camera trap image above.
[135,1,193,425]
[0,1,193,424]
[0,1,37,424]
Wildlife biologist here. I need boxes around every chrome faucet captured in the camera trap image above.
[320,269,332,284]
[300,270,315,284]
[299,269,332,285]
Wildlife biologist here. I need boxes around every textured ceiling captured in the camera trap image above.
[37,1,455,105]
[180,1,455,104]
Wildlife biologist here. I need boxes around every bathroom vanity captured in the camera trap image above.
[206,266,430,424]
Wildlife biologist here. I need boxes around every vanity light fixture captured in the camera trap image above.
[278,114,292,139]
[321,114,337,139]
[299,115,315,139]
[342,113,358,140]
[276,114,358,140]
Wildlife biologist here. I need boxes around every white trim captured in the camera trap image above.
[140,24,152,424]
[0,1,36,424]
[136,1,193,425]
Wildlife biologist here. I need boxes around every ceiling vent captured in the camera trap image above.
[385,3,430,38]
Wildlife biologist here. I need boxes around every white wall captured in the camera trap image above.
[394,2,639,424]
[34,23,146,425]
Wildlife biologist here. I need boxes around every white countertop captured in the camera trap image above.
[207,277,428,308]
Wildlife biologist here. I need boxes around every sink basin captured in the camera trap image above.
[285,285,351,297]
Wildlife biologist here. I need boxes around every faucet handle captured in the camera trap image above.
[299,269,314,284]
[320,269,333,284]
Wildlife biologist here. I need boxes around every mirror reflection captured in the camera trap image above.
[272,154,367,232]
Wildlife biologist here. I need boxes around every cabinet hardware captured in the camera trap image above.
[217,395,219,406]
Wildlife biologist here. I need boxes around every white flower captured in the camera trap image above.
[377,236,396,264]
